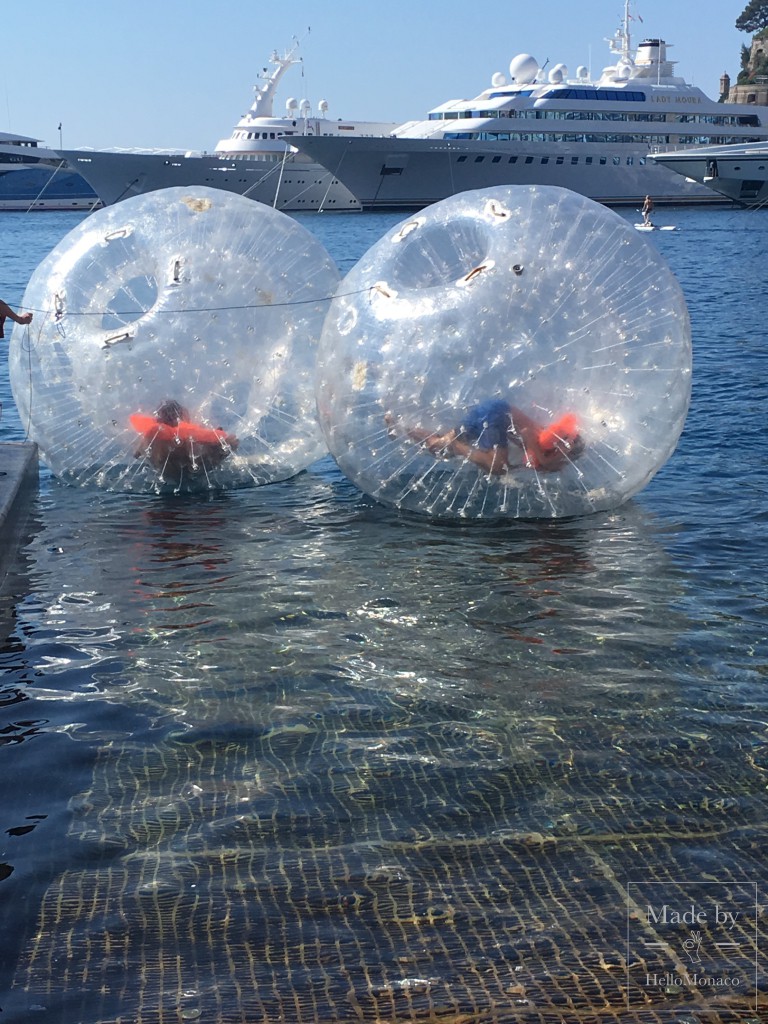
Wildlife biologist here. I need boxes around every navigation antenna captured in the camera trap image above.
[608,0,634,64]
[248,31,309,120]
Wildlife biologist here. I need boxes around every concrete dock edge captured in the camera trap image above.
[0,442,39,583]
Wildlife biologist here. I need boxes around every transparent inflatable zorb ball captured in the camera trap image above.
[10,186,338,492]
[317,185,691,519]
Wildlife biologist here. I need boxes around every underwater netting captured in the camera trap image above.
[9,683,765,1023]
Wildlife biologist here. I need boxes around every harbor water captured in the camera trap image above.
[0,205,766,1023]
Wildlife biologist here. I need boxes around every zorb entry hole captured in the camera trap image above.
[102,275,159,330]
[389,218,490,289]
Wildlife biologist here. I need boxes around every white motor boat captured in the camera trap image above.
[61,44,397,212]
[288,3,768,210]
[651,140,768,206]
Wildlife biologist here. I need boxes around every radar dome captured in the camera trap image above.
[318,99,329,113]
[577,65,589,80]
[491,72,507,87]
[10,186,339,493]
[286,97,298,110]
[316,185,691,520]
[509,53,539,83]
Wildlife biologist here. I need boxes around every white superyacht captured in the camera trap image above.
[288,3,768,210]
[61,44,397,211]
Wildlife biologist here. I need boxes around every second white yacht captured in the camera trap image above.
[288,4,768,210]
[61,44,397,211]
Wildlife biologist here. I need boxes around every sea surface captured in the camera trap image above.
[0,204,766,1024]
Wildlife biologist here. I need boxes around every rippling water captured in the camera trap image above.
[0,206,766,1023]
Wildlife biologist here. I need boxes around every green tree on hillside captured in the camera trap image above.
[735,1,768,84]
[736,0,768,33]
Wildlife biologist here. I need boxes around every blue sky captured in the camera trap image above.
[2,1,751,152]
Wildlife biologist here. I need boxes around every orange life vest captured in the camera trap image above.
[130,413,230,446]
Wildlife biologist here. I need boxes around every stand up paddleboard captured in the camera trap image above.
[634,224,677,231]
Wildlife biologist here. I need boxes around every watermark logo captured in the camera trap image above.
[625,881,758,1007]
[681,929,702,964]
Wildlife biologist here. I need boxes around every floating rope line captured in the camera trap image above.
[21,282,392,319]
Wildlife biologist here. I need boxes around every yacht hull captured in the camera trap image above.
[0,181,100,211]
[290,136,731,209]
[653,145,768,206]
[0,156,100,211]
[61,149,364,211]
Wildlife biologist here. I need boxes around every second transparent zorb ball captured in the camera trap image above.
[317,185,691,519]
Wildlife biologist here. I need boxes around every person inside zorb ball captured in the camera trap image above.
[9,186,338,493]
[317,185,692,519]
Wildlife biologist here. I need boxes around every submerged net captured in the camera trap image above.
[10,684,766,1023]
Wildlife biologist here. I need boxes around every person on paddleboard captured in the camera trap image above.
[642,195,654,227]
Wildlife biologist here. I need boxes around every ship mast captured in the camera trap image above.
[247,43,302,119]
[608,0,634,64]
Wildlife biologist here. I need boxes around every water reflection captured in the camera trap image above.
[0,462,712,743]
[0,461,764,1020]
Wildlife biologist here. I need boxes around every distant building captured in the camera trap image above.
[726,35,768,104]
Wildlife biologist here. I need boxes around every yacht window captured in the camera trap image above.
[508,156,517,163]
[544,87,646,102]
[571,156,578,164]
[540,157,549,164]
[626,156,633,165]
[270,133,276,139]
[556,156,564,164]
[492,155,501,162]
[457,155,468,162]
[585,156,593,164]
[613,156,621,165]
[474,156,485,162]
[600,157,607,164]
[525,156,534,164]
[489,89,535,98]
[739,179,764,197]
